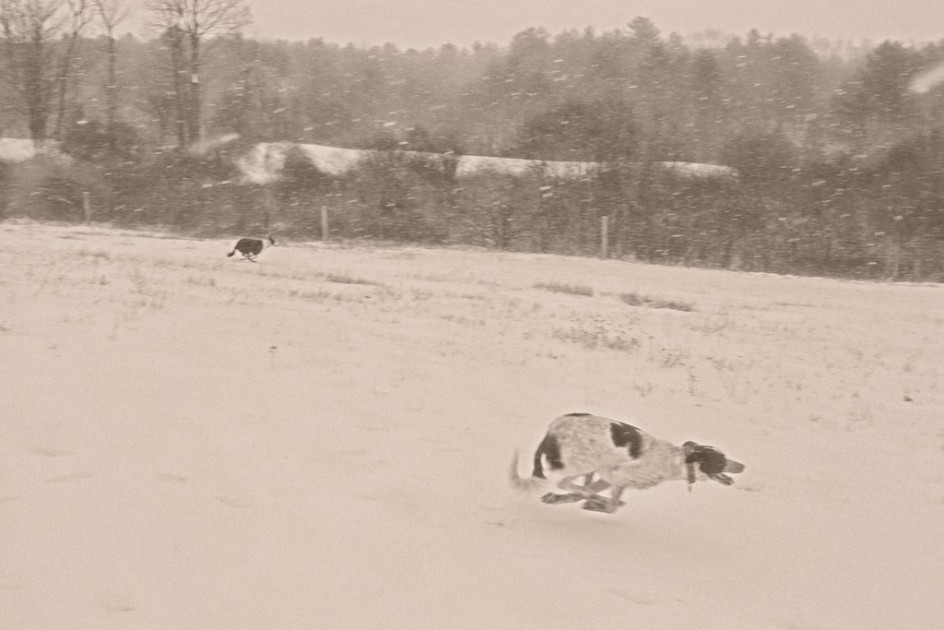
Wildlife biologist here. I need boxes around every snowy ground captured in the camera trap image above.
[1,221,942,629]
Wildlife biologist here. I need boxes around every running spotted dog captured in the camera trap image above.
[226,236,275,262]
[510,413,745,513]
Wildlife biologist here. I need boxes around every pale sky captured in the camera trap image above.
[129,1,944,48]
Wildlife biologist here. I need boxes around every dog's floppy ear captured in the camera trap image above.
[683,441,698,490]
[684,441,740,489]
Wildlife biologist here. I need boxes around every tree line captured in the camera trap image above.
[3,5,944,280]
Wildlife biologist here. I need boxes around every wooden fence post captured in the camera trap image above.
[601,215,609,258]
[321,205,330,241]
[82,191,90,224]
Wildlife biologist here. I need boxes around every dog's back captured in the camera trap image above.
[235,238,264,256]
[537,414,677,486]
[227,236,274,259]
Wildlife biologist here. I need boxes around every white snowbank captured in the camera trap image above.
[0,138,39,163]
[454,152,597,178]
[910,60,944,94]
[658,160,740,179]
[0,138,71,164]
[189,132,242,156]
[1,135,738,183]
[235,140,736,184]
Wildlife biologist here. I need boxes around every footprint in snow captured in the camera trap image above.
[607,588,660,606]
[357,423,401,433]
[45,472,93,483]
[100,590,137,613]
[216,496,253,508]
[737,480,765,493]
[155,472,189,484]
[0,574,27,591]
[29,445,73,457]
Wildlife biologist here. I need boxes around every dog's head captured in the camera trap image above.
[683,441,744,488]
[267,236,276,246]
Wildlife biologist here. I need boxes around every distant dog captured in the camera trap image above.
[510,413,744,513]
[226,236,275,262]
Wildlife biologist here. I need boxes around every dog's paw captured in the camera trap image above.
[582,497,625,513]
[541,492,584,505]
[582,497,615,512]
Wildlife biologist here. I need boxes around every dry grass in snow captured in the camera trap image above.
[0,221,942,629]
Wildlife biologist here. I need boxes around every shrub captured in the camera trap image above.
[620,291,695,312]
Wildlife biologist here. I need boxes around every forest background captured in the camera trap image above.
[3,1,944,280]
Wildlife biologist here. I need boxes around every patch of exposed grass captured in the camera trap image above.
[288,288,335,302]
[325,273,381,286]
[620,291,695,312]
[655,347,687,368]
[535,281,594,297]
[551,321,640,352]
[772,301,815,308]
[185,275,217,287]
[124,268,167,311]
[82,274,110,286]
[76,248,112,260]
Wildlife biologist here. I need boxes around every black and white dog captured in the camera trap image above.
[511,413,745,513]
[226,236,275,262]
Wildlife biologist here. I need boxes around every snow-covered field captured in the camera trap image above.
[1,221,942,629]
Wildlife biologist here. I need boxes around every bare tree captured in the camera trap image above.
[144,0,250,147]
[163,22,188,147]
[0,0,66,148]
[52,0,95,139]
[92,0,128,150]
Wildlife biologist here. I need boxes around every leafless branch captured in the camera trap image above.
[91,0,128,32]
[144,0,250,38]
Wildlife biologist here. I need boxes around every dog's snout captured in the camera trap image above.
[724,459,745,474]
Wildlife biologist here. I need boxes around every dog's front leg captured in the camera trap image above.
[543,476,613,505]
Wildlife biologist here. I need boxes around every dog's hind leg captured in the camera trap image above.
[561,476,611,494]
[541,476,611,505]
[541,492,585,504]
[541,476,588,504]
[583,484,626,514]
[584,478,611,493]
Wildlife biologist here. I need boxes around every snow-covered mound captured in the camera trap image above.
[0,138,43,163]
[235,140,737,184]
[2,135,738,184]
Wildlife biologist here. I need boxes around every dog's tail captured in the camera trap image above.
[509,450,545,493]
[226,249,236,257]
